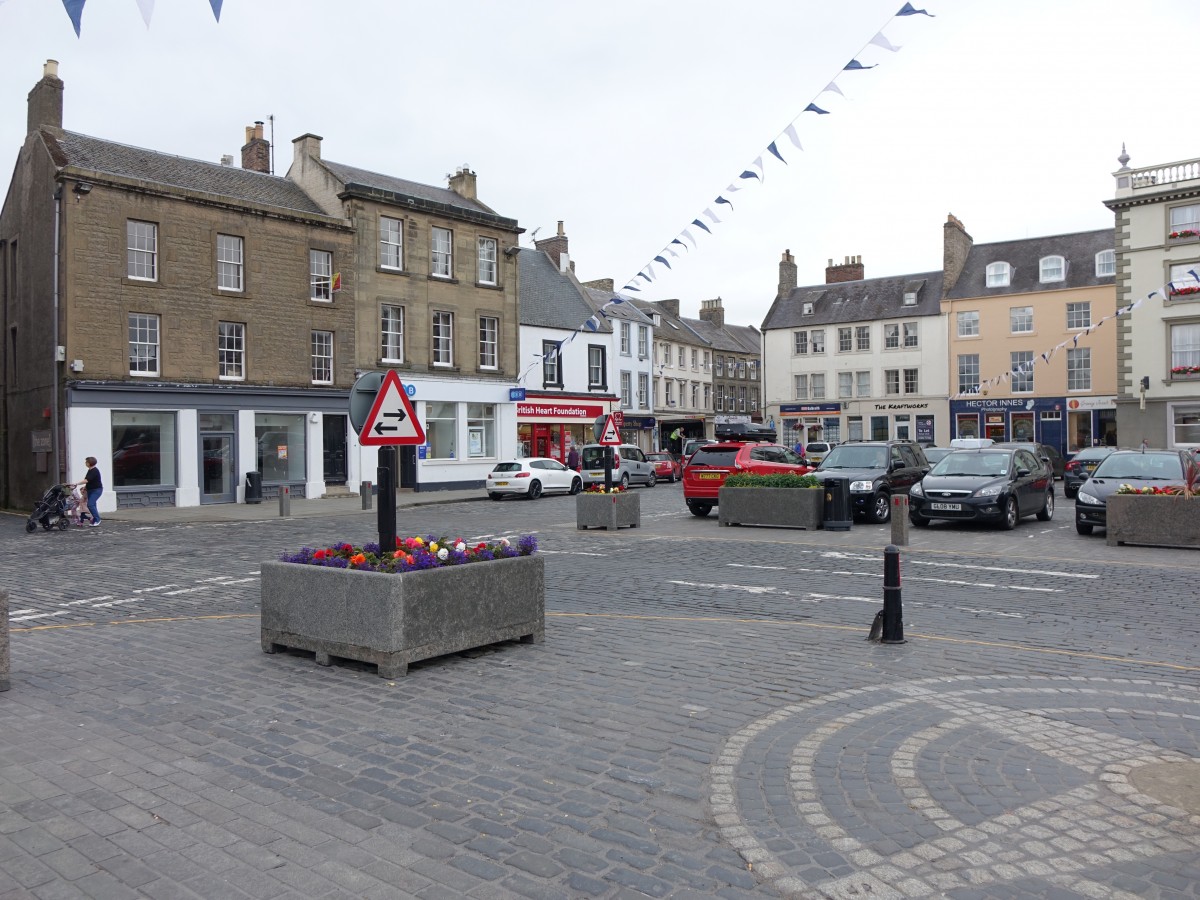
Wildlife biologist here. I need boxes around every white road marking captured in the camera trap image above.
[61,599,93,606]
[727,563,788,570]
[132,585,178,594]
[162,586,214,596]
[11,611,68,622]
[910,560,1096,579]
[91,599,139,608]
[9,609,35,616]
[806,592,878,604]
[668,580,782,595]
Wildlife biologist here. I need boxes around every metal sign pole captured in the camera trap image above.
[378,445,397,554]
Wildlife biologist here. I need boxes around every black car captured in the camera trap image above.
[909,447,1054,529]
[1075,449,1198,535]
[993,441,1065,479]
[813,440,929,523]
[1063,447,1117,499]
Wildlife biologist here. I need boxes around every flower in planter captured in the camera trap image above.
[1169,229,1200,239]
[281,534,538,573]
[583,484,626,493]
[1171,365,1200,375]
[1169,286,1200,296]
[1115,484,1185,496]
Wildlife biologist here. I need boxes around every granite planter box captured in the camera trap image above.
[718,486,824,530]
[576,492,641,530]
[1,589,9,692]
[260,555,544,677]
[1105,495,1200,549]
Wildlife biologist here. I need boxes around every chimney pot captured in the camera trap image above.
[44,59,59,78]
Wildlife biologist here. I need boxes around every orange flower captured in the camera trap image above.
[349,553,366,565]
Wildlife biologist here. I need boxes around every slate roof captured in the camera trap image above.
[687,317,761,355]
[945,228,1115,299]
[626,299,710,347]
[581,288,654,328]
[43,130,329,216]
[762,270,942,331]
[322,160,516,226]
[518,249,606,331]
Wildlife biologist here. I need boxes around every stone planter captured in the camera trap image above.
[260,555,544,677]
[1105,495,1200,549]
[576,492,641,530]
[718,486,824,530]
[1,589,9,692]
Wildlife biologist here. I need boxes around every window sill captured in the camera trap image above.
[376,266,409,277]
[123,277,162,288]
[379,360,410,369]
[428,275,459,285]
[1167,233,1200,245]
[474,281,503,291]
[1169,373,1200,382]
[309,298,334,305]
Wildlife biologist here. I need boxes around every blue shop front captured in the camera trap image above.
[949,396,1117,456]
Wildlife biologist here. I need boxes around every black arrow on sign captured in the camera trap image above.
[384,410,407,421]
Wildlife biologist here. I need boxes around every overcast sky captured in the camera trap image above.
[1,0,1194,329]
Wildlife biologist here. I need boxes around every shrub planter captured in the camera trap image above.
[1105,495,1200,549]
[576,492,640,530]
[0,589,9,692]
[718,486,824,530]
[260,555,544,677]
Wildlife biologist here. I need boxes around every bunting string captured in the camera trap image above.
[948,268,1200,400]
[60,0,223,36]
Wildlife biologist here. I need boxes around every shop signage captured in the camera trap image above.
[622,416,656,429]
[960,398,1039,410]
[780,403,841,414]
[518,403,604,419]
[611,410,624,428]
[873,402,929,411]
[31,430,52,453]
[1066,396,1117,410]
[509,388,526,401]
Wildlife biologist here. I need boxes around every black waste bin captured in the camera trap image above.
[822,476,852,531]
[245,471,263,504]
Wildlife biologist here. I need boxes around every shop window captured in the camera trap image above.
[111,411,176,488]
[466,404,495,458]
[426,402,458,459]
[255,413,305,483]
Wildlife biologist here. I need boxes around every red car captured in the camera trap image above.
[645,452,682,483]
[684,442,813,517]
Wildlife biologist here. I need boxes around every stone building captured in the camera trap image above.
[688,298,763,434]
[0,62,355,511]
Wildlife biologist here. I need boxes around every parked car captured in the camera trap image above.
[485,458,582,500]
[909,446,1054,529]
[802,441,835,465]
[683,442,813,517]
[812,440,929,523]
[645,452,682,483]
[993,441,1065,479]
[1075,449,1198,535]
[922,447,953,466]
[579,444,657,488]
[713,422,777,442]
[1063,446,1117,498]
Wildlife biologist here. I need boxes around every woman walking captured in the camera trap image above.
[76,456,103,527]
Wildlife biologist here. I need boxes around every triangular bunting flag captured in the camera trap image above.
[783,123,803,151]
[768,141,786,164]
[870,31,902,51]
[135,0,154,27]
[62,0,85,36]
[210,0,224,21]
[823,81,845,97]
[896,3,935,15]
[804,103,830,115]
[691,218,712,234]
[654,255,671,269]
[844,59,877,70]
[715,195,734,210]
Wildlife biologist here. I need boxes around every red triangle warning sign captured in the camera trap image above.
[598,415,621,446]
[359,370,426,446]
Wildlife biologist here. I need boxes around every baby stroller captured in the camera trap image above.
[25,483,81,533]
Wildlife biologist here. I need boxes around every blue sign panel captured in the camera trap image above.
[780,403,842,414]
[509,388,526,401]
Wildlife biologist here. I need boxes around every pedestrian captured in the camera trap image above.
[794,440,804,458]
[75,456,103,527]
[567,444,580,471]
[66,483,88,526]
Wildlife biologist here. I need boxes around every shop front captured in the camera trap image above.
[1065,396,1118,453]
[620,416,656,453]
[660,417,707,455]
[949,396,1082,457]
[517,396,613,464]
[839,400,946,447]
[779,403,842,449]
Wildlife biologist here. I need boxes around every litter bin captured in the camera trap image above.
[822,476,852,531]
[245,471,263,504]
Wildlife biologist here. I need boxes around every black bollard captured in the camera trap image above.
[881,544,906,644]
[377,446,397,554]
[604,446,613,492]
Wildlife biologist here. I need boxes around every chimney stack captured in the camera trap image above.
[28,59,64,134]
[241,121,270,174]
[448,164,477,201]
[698,298,725,327]
[942,213,974,297]
[536,220,572,273]
[655,298,681,318]
[777,248,797,299]
[825,255,864,284]
[581,277,614,292]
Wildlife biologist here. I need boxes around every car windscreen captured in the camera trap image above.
[646,454,669,462]
[689,448,740,467]
[492,462,523,473]
[820,446,887,469]
[580,448,609,467]
[1092,453,1182,480]
[931,452,1012,477]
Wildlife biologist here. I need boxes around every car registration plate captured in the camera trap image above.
[1084,464,1098,473]
[929,502,960,511]
[494,481,509,486]
[588,471,604,478]
[698,472,722,480]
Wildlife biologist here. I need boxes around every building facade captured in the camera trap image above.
[942,215,1117,454]
[1,62,355,512]
[687,298,763,436]
[1103,151,1200,452]
[630,298,712,454]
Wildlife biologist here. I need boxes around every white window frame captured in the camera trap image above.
[794,331,809,355]
[884,369,900,395]
[620,371,632,409]
[466,404,496,459]
[381,305,404,364]
[703,384,711,409]
[1066,347,1091,391]
[903,322,919,348]
[884,324,900,349]
[677,345,685,367]
[1095,249,1115,277]
[1169,204,1200,237]
[856,325,870,351]
[1066,302,1091,330]
[311,330,333,385]
[637,372,648,408]
[431,227,453,279]
[838,372,853,399]
[1010,306,1034,334]
[432,311,454,367]
[127,220,158,281]
[1171,322,1200,370]
[1039,255,1065,283]
[216,234,243,292]
[637,326,649,359]
[811,373,826,400]
[838,327,852,352]
[620,321,631,355]
[380,216,403,270]
[310,249,332,302]
[477,237,497,285]
[855,370,871,398]
[218,321,245,381]
[903,368,919,395]
[958,354,980,393]
[478,315,498,370]
[1169,401,1200,448]
[957,310,980,337]
[1011,350,1034,393]
[985,261,1010,287]
[1169,263,1200,296]
[128,313,159,376]
[588,346,605,389]
[794,374,809,400]
[811,330,825,354]
[542,340,561,386]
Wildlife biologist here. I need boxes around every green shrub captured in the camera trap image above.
[724,472,821,489]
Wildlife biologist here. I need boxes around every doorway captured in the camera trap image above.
[200,434,236,504]
[323,415,348,485]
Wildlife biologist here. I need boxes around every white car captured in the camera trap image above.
[485,458,582,500]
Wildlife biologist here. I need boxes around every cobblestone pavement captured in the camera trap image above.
[1,485,1197,899]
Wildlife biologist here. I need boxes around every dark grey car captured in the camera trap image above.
[813,440,929,523]
[909,447,1054,529]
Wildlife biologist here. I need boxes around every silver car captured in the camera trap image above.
[579,444,657,488]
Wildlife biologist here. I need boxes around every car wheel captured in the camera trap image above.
[1036,491,1054,521]
[689,503,712,517]
[528,480,542,499]
[1076,521,1093,535]
[1001,497,1018,530]
[671,471,678,483]
[569,477,582,495]
[910,513,929,528]
[871,492,890,524]
[646,472,656,488]
[488,492,503,501]
[620,473,629,489]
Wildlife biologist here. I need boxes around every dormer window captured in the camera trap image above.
[985,262,1011,287]
[802,302,813,315]
[902,291,917,306]
[1095,249,1115,277]
[651,313,661,326]
[1039,255,1065,283]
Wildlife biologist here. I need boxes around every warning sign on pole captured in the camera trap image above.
[359,370,426,446]
[598,415,621,446]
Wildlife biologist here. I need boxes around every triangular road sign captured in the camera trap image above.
[359,370,426,446]
[598,415,621,446]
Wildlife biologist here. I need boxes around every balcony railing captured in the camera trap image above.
[1115,157,1200,195]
